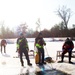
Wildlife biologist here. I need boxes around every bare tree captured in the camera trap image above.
[17,22,28,35]
[56,6,72,29]
[73,24,75,28]
[36,18,41,32]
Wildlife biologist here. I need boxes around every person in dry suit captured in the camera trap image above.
[16,33,32,66]
[60,38,74,63]
[34,32,46,65]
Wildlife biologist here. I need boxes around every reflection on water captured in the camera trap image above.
[18,62,71,75]
[19,67,70,75]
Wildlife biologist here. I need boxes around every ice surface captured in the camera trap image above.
[0,38,75,75]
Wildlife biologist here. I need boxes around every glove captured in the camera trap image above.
[44,43,46,45]
[68,48,72,52]
[16,49,20,53]
[16,49,18,52]
[26,47,29,52]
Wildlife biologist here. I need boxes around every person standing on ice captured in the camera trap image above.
[16,33,32,67]
[60,37,74,63]
[1,39,7,53]
[34,32,46,65]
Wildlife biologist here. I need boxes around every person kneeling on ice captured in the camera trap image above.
[16,32,32,67]
[60,37,74,63]
[34,32,46,65]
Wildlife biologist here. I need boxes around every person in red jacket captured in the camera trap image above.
[60,38,74,63]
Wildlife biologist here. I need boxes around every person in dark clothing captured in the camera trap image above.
[1,39,7,53]
[60,38,74,63]
[34,32,46,65]
[16,33,32,67]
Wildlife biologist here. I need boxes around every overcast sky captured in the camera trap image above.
[0,0,75,31]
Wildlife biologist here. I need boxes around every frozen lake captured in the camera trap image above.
[1,38,75,60]
[0,38,75,75]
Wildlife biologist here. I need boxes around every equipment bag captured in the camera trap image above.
[35,52,40,64]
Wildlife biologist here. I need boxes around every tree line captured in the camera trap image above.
[0,24,75,39]
[28,26,75,38]
[0,6,75,39]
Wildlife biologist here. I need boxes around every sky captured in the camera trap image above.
[0,0,75,31]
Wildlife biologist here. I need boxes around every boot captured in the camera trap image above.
[21,63,24,67]
[61,54,64,62]
[43,62,46,64]
[39,63,43,65]
[58,54,64,63]
[28,63,32,66]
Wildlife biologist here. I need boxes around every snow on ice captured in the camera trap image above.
[0,38,75,75]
